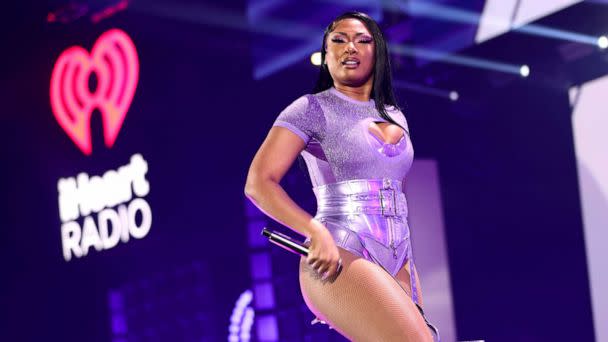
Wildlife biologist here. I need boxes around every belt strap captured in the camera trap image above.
[315,179,408,217]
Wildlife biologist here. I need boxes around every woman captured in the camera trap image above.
[245,11,437,341]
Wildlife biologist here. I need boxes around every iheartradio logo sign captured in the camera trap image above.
[50,28,139,155]
[51,30,152,262]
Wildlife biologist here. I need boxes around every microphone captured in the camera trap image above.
[261,227,343,279]
[261,227,309,256]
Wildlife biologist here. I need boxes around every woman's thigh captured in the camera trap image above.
[299,247,433,342]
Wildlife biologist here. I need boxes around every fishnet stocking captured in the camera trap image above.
[299,248,433,341]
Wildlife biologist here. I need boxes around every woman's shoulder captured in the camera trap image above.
[274,93,326,142]
[385,105,409,129]
[385,104,400,113]
[275,92,325,123]
[281,92,322,114]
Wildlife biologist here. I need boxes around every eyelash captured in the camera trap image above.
[331,38,373,44]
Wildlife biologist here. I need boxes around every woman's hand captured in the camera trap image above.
[307,223,342,281]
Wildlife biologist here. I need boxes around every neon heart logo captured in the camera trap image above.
[50,29,139,155]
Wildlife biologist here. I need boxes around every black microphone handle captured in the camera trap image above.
[261,227,309,256]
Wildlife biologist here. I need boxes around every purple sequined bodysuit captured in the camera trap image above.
[273,87,419,321]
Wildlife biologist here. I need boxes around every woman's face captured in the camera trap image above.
[324,18,375,88]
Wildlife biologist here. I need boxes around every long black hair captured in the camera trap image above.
[314,11,402,127]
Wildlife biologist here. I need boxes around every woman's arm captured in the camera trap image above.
[245,126,340,278]
[245,126,321,238]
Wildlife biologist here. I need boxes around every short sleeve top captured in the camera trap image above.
[273,87,414,188]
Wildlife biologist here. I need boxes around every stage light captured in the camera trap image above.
[520,65,530,77]
[449,91,459,101]
[598,36,608,49]
[310,51,322,66]
[393,80,458,101]
[254,39,319,80]
[391,44,523,75]
[389,1,600,47]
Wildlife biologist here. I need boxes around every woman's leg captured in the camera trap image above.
[395,260,423,308]
[396,261,442,340]
[299,247,433,342]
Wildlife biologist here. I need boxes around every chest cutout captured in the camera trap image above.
[368,121,405,145]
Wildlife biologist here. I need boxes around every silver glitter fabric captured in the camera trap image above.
[273,87,414,186]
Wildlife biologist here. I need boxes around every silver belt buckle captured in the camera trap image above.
[380,178,397,216]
